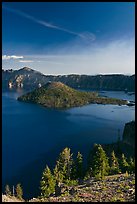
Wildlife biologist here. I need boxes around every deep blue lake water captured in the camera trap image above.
[2,89,135,198]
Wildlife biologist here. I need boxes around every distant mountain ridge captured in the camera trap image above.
[2,67,135,92]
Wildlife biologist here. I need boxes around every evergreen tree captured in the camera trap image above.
[109,151,120,175]
[5,184,11,196]
[16,183,23,200]
[128,157,135,173]
[70,159,77,180]
[91,144,110,179]
[53,163,64,183]
[54,147,73,182]
[40,165,55,197]
[119,154,129,173]
[75,152,83,179]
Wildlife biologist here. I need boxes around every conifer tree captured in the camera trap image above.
[75,152,83,179]
[16,183,23,200]
[70,159,77,180]
[119,154,129,173]
[54,147,73,182]
[110,151,120,175]
[40,165,55,197]
[91,144,110,179]
[5,184,11,196]
[128,157,135,173]
[53,163,64,183]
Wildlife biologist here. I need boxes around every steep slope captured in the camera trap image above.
[18,82,128,109]
[2,67,49,90]
[54,74,135,92]
[122,121,135,148]
[102,120,135,158]
[2,173,135,202]
[2,68,135,92]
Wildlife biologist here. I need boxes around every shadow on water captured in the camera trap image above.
[2,141,93,199]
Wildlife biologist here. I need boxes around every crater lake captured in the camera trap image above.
[2,89,135,199]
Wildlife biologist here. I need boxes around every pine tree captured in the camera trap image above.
[5,184,11,196]
[91,144,110,179]
[16,183,23,200]
[54,147,73,183]
[53,163,64,183]
[40,165,55,197]
[128,157,135,173]
[75,152,83,179]
[70,159,77,180]
[119,154,129,173]
[109,151,120,175]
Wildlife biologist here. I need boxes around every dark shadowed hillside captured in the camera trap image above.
[2,68,135,92]
[122,121,135,148]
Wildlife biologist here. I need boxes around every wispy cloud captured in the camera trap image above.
[3,38,134,75]
[2,55,24,60]
[2,5,96,42]
[19,60,34,63]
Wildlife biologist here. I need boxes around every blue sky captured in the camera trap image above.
[2,2,135,75]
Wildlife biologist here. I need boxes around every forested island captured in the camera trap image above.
[17,81,128,109]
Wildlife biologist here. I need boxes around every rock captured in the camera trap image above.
[122,121,135,148]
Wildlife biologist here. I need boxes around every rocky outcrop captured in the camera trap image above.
[122,121,135,148]
[2,195,23,202]
[2,67,48,91]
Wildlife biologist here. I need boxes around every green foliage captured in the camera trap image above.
[109,151,120,175]
[128,157,135,173]
[39,144,134,201]
[40,165,55,198]
[53,164,64,183]
[5,184,11,196]
[71,152,83,180]
[76,152,83,179]
[119,154,129,173]
[16,183,23,200]
[54,147,73,183]
[18,81,127,109]
[91,144,110,179]
[65,179,78,186]
[125,171,129,177]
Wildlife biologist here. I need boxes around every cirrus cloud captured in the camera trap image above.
[2,55,24,60]
[3,5,96,43]
[19,60,34,63]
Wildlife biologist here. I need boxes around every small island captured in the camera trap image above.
[18,81,128,109]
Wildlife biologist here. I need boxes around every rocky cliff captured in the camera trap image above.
[122,121,135,148]
[2,68,135,92]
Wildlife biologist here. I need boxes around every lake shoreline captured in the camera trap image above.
[2,90,135,198]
